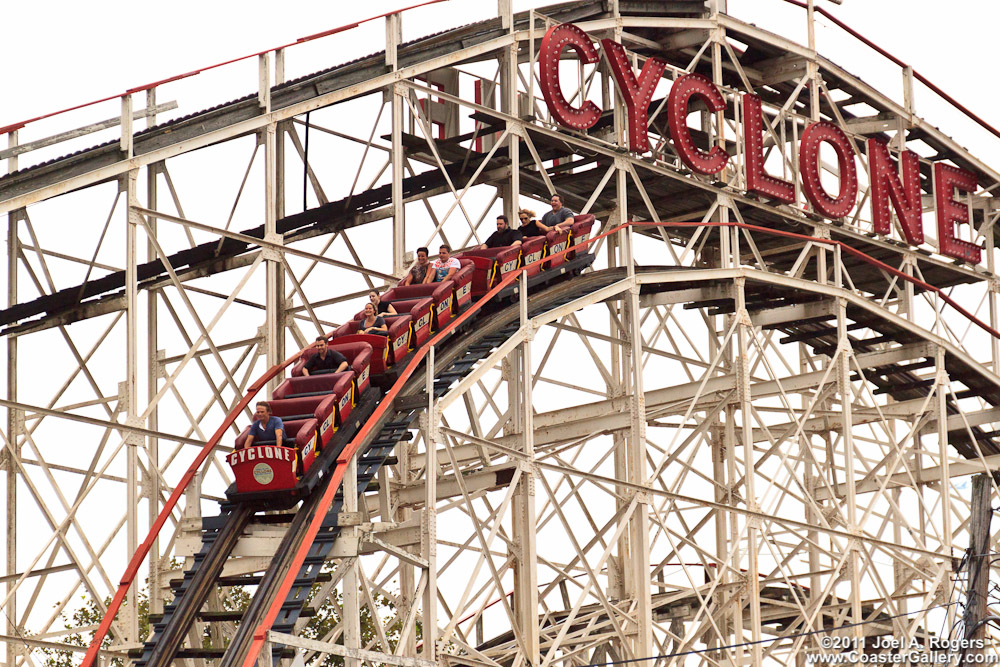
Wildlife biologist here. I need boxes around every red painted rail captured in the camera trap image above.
[83,220,999,667]
[79,341,323,667]
[0,0,448,136]
[238,224,627,667]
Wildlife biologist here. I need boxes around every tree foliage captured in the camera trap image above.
[40,566,415,667]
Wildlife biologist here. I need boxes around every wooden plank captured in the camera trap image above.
[0,102,178,160]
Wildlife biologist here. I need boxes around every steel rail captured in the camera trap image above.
[137,504,254,667]
[79,339,324,667]
[84,219,1000,667]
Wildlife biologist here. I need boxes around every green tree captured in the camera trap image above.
[38,591,150,667]
[40,568,416,667]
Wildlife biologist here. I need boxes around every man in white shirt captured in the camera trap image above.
[428,244,460,283]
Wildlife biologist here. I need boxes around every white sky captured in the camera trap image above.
[3,0,1000,166]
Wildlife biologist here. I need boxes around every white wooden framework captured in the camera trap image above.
[3,1,1000,665]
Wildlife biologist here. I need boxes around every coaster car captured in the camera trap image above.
[566,214,596,260]
[519,235,547,276]
[332,315,412,374]
[229,342,374,493]
[455,245,522,297]
[385,259,474,323]
[291,341,373,394]
[354,297,434,349]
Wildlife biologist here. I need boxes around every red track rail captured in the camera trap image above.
[0,0,448,136]
[82,221,999,667]
[237,226,627,667]
[78,343,319,667]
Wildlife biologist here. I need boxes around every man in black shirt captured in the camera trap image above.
[541,194,575,232]
[303,337,349,376]
[480,215,523,250]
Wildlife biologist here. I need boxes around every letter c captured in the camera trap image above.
[539,23,601,131]
[667,73,730,175]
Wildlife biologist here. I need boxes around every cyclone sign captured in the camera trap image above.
[539,23,981,264]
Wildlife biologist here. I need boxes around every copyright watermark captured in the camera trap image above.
[806,636,998,664]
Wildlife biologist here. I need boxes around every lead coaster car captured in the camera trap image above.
[228,342,374,493]
[229,376,352,493]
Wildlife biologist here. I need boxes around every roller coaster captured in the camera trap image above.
[4,1,1000,666]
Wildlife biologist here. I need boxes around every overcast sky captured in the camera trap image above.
[3,0,999,168]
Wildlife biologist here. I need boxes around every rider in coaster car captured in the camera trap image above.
[302,337,348,376]
[359,303,389,335]
[368,289,397,315]
[429,244,460,283]
[542,193,575,232]
[402,247,431,286]
[242,401,284,449]
[479,214,523,250]
[518,208,548,237]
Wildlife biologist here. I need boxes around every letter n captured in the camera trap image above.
[867,139,922,244]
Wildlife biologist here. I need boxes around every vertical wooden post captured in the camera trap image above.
[145,87,163,616]
[387,13,405,276]
[5,129,19,651]
[423,346,438,660]
[964,474,992,660]
[513,270,539,665]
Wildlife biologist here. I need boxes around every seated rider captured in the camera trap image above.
[302,337,348,376]
[542,193,575,232]
[359,303,389,335]
[428,244,460,283]
[517,208,548,237]
[369,290,397,315]
[242,401,284,449]
[479,214,523,250]
[401,247,431,286]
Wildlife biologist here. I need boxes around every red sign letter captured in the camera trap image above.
[799,121,858,219]
[601,39,666,153]
[667,73,729,175]
[934,163,980,263]
[742,93,794,203]
[539,24,601,131]
[867,139,923,245]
